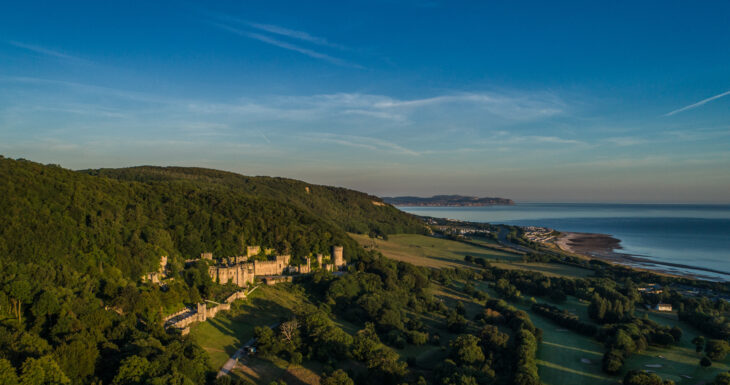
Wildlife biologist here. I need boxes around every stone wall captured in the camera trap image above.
[297,257,311,274]
[205,245,344,286]
[166,289,249,332]
[208,264,255,287]
[253,254,290,276]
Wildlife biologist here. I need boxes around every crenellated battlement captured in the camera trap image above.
[205,245,346,287]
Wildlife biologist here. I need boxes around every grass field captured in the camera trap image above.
[350,233,594,278]
[233,355,323,385]
[190,284,310,370]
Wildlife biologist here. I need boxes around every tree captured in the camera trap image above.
[19,356,71,385]
[623,370,671,385]
[112,356,150,385]
[321,369,354,385]
[669,326,683,342]
[706,339,730,361]
[701,356,712,368]
[254,326,280,357]
[449,334,485,365]
[352,323,381,362]
[8,279,32,325]
[446,310,467,333]
[0,359,18,385]
[692,336,706,353]
[479,325,508,350]
[280,319,300,348]
[602,349,624,374]
[53,339,99,381]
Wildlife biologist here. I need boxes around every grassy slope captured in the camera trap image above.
[190,284,357,385]
[190,284,308,369]
[350,233,594,278]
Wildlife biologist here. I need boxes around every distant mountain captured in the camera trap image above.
[382,194,514,207]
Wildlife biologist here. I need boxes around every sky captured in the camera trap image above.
[1,1,729,203]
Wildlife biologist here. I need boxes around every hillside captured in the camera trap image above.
[0,157,372,279]
[382,194,514,207]
[86,166,425,236]
[0,155,421,385]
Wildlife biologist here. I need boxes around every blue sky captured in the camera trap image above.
[1,1,729,203]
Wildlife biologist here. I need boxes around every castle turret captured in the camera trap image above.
[333,246,344,268]
[246,246,261,258]
[197,303,207,322]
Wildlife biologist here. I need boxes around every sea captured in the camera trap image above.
[398,203,730,281]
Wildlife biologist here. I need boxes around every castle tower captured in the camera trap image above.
[317,254,324,269]
[201,252,213,260]
[197,303,207,322]
[332,246,344,268]
[246,246,261,258]
[159,255,168,275]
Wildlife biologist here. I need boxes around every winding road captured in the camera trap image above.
[497,226,532,253]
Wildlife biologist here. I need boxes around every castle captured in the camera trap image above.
[154,246,345,334]
[207,245,345,287]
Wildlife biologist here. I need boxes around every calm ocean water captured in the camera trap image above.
[399,203,730,281]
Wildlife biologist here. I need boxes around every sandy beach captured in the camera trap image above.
[556,231,730,280]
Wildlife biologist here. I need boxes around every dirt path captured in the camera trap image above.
[217,320,279,378]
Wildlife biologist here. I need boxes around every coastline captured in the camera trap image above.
[556,231,730,281]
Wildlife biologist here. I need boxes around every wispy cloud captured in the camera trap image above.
[246,22,347,50]
[605,137,646,146]
[665,89,730,116]
[208,21,360,68]
[7,41,90,64]
[303,133,420,156]
[183,91,565,124]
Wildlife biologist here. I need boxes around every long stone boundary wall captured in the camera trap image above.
[165,287,257,335]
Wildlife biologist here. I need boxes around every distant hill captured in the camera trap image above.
[382,194,514,207]
[86,166,425,236]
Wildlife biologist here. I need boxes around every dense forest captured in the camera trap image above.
[86,166,425,237]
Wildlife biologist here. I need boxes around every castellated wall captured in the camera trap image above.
[297,257,311,274]
[167,290,248,333]
[208,264,255,287]
[253,254,290,276]
[205,245,343,287]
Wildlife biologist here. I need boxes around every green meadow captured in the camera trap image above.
[190,284,309,369]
